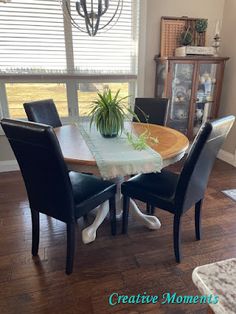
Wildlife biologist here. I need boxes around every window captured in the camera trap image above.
[5,83,68,118]
[77,82,129,116]
[0,0,139,120]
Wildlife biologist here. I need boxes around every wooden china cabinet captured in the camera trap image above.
[154,55,229,139]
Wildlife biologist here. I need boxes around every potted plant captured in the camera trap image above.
[195,19,208,46]
[89,88,135,138]
[180,26,193,46]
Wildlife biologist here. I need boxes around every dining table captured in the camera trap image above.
[55,122,189,244]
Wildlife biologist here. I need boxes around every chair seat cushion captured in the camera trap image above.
[121,170,179,213]
[69,172,116,218]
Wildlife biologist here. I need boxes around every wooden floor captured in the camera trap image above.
[0,160,236,314]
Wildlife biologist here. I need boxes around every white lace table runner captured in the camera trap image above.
[77,122,163,179]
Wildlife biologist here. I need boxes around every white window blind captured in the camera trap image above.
[71,1,139,75]
[0,0,139,76]
[0,0,66,72]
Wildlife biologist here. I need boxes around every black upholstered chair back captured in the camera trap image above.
[133,98,169,125]
[175,115,235,213]
[23,99,62,127]
[1,119,74,223]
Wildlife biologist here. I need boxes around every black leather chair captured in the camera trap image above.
[133,98,169,125]
[1,119,116,274]
[121,116,235,263]
[23,99,62,127]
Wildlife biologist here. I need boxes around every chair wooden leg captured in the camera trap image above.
[173,214,182,263]
[122,196,130,234]
[109,196,116,236]
[83,214,88,221]
[147,203,155,215]
[66,223,75,275]
[195,199,203,241]
[31,209,39,256]
[150,206,155,215]
[146,203,151,214]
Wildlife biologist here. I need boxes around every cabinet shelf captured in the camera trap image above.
[174,79,193,84]
[168,119,188,123]
[198,82,216,86]
[172,101,188,105]
[196,100,214,104]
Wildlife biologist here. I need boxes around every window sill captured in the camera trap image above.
[0,73,137,82]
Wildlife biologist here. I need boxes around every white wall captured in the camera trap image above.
[218,0,236,156]
[0,136,14,161]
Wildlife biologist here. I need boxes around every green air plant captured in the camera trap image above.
[126,105,159,150]
[126,129,159,151]
[89,89,136,137]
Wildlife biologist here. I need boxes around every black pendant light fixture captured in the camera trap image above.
[60,0,124,36]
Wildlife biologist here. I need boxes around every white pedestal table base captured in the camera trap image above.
[81,176,161,244]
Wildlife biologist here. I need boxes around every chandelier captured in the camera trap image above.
[60,0,124,36]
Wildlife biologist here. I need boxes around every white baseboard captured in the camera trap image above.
[217,149,236,167]
[0,160,19,172]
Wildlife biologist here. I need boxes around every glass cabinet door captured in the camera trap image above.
[166,63,194,135]
[155,61,167,98]
[193,63,218,136]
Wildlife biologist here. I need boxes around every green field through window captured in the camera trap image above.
[78,82,129,116]
[6,82,130,119]
[6,83,68,119]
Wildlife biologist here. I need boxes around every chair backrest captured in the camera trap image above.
[175,115,235,213]
[133,98,169,125]
[1,119,74,223]
[23,99,62,128]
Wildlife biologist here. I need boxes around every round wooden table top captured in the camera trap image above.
[55,122,189,167]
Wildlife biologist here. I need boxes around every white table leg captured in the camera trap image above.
[81,176,122,244]
[81,176,161,244]
[114,176,124,220]
[82,201,109,244]
[129,199,161,230]
[114,176,161,229]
